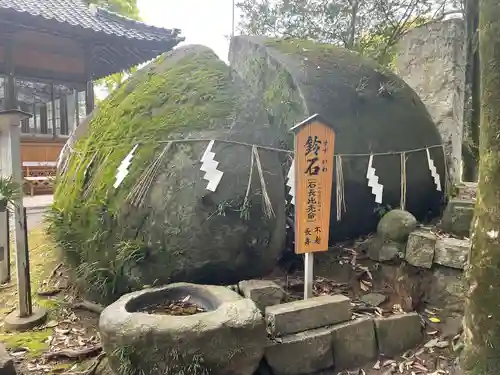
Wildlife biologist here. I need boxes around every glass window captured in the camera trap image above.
[14,78,77,136]
[47,101,53,134]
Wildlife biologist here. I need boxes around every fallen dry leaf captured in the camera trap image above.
[412,362,428,372]
[436,341,449,349]
[425,338,439,348]
[383,360,396,367]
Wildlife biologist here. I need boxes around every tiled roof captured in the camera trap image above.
[0,0,182,43]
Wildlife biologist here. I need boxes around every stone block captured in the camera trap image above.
[439,199,474,237]
[375,313,423,356]
[434,237,469,269]
[331,318,377,370]
[360,293,386,307]
[239,280,285,311]
[426,267,465,315]
[405,230,436,268]
[265,327,334,375]
[367,237,405,262]
[265,295,351,336]
[0,343,15,375]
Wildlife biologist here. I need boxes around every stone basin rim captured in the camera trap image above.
[125,284,221,314]
[100,283,247,326]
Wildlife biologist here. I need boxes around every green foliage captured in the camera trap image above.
[355,16,430,68]
[0,175,21,209]
[111,345,210,375]
[85,0,139,19]
[237,0,462,66]
[84,0,140,92]
[48,49,236,303]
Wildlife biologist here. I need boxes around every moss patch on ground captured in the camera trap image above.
[50,47,239,303]
[0,227,61,357]
[0,328,52,358]
[0,228,60,315]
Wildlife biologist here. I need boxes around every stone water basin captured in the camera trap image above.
[99,283,266,375]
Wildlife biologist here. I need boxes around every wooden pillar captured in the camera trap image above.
[84,45,95,116]
[86,81,95,116]
[0,204,10,284]
[50,83,57,138]
[75,89,80,125]
[0,37,15,283]
[4,38,16,110]
[0,111,31,317]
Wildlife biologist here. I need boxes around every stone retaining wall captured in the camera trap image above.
[405,230,469,270]
[235,209,471,373]
[236,281,424,374]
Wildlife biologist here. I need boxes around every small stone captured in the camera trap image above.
[265,295,351,336]
[377,209,418,242]
[405,230,436,268]
[330,318,377,370]
[434,237,469,269]
[265,327,334,375]
[238,280,285,312]
[425,338,439,348]
[360,293,387,307]
[368,237,405,262]
[374,313,423,356]
[441,315,463,338]
[0,343,16,375]
[439,199,474,237]
[436,340,449,348]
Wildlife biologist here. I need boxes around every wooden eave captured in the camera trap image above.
[0,9,183,82]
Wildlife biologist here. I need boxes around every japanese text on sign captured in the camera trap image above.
[294,118,335,254]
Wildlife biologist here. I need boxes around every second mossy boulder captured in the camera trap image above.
[230,36,446,240]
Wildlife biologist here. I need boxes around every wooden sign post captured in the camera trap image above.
[290,114,336,299]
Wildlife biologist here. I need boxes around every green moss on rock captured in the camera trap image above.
[50,46,286,303]
[229,36,445,240]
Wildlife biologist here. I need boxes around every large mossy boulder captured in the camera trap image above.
[51,45,286,303]
[229,36,446,240]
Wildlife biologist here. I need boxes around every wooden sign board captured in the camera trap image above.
[291,114,336,254]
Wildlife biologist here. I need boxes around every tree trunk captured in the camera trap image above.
[461,0,500,373]
[347,0,358,49]
[462,0,480,182]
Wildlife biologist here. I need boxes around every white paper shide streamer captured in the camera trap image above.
[200,140,224,192]
[426,148,441,191]
[366,154,383,204]
[114,145,138,189]
[286,159,296,205]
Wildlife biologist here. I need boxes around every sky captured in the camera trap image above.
[137,0,241,62]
